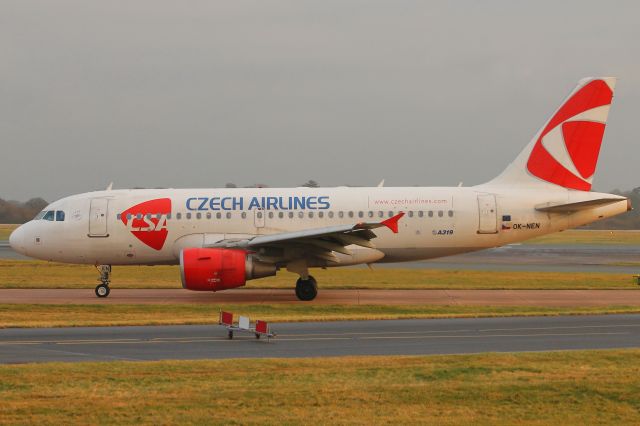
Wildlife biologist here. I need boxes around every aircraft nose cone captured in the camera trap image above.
[9,226,25,254]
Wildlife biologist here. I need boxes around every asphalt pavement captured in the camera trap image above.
[1,314,639,363]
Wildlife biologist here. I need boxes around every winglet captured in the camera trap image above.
[381,212,404,233]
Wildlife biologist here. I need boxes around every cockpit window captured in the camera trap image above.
[43,211,55,221]
[55,211,65,221]
[34,211,46,220]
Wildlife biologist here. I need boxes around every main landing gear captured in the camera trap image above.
[95,265,111,298]
[295,276,317,301]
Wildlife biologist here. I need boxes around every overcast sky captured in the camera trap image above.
[1,0,639,202]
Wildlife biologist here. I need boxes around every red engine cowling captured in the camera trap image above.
[180,248,276,291]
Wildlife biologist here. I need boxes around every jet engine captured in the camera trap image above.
[180,248,276,291]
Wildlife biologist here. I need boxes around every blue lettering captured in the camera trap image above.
[209,197,221,210]
[318,196,330,209]
[248,197,261,210]
[307,196,317,209]
[186,197,198,211]
[293,197,306,209]
[266,197,278,210]
[234,197,243,210]
[220,197,233,210]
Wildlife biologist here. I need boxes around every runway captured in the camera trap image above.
[1,314,639,363]
[3,288,640,306]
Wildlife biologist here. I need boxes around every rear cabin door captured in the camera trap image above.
[477,194,498,234]
[89,198,109,237]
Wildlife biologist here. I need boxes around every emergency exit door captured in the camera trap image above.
[254,209,265,229]
[477,194,498,234]
[89,198,109,237]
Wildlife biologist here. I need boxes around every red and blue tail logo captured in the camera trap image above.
[526,78,614,191]
[120,198,171,250]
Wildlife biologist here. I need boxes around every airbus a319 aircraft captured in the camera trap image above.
[10,77,630,301]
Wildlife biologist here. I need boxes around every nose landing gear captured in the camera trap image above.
[95,265,111,298]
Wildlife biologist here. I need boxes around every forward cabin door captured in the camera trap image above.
[477,194,498,234]
[89,198,110,237]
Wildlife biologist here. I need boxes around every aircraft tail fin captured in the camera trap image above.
[488,77,616,191]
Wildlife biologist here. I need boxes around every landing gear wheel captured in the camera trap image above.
[95,284,110,298]
[95,265,112,298]
[228,330,234,340]
[295,276,318,301]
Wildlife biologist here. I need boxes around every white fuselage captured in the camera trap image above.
[9,185,628,266]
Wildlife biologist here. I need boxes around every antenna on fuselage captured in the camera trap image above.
[377,179,385,188]
[106,182,114,191]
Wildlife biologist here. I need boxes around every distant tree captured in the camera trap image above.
[583,187,640,230]
[225,183,237,188]
[0,197,48,223]
[302,180,319,188]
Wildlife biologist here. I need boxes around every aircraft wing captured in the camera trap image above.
[206,212,404,264]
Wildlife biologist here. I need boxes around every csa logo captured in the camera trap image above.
[120,198,171,250]
[526,79,613,191]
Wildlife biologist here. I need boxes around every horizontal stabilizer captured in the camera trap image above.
[535,198,627,213]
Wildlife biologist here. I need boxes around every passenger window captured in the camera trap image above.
[358,211,363,218]
[348,211,354,218]
[241,212,247,219]
[298,211,304,218]
[136,213,143,220]
[206,212,212,219]
[43,211,55,221]
[216,212,222,219]
[388,211,393,218]
[268,212,274,219]
[196,212,202,219]
[448,210,454,217]
[116,213,121,220]
[55,211,65,221]
[418,211,424,218]
[408,211,414,218]
[328,211,334,218]
[378,211,384,218]
[438,210,444,217]
[167,213,172,220]
[309,211,314,218]
[278,212,284,219]
[186,213,192,220]
[257,212,263,219]
[339,211,344,218]
[368,211,374,218]
[428,211,434,218]
[146,214,152,220]
[288,212,294,219]
[318,211,324,218]
[176,213,182,220]
[226,212,231,219]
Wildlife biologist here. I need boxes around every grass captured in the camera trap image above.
[0,224,17,241]
[1,303,640,328]
[1,259,638,289]
[1,350,640,424]
[525,229,640,245]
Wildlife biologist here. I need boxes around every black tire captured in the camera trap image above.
[95,284,110,298]
[295,276,318,301]
[228,330,234,340]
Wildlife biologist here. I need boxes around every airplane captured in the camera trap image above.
[9,77,631,301]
